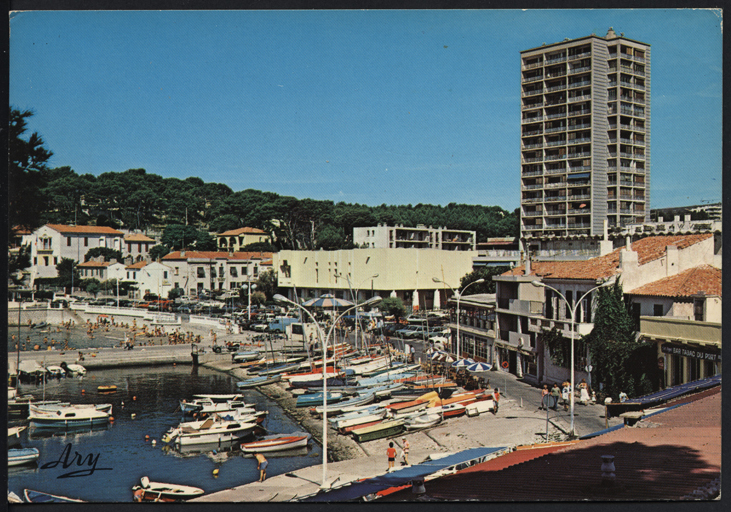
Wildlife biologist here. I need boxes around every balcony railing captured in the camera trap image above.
[546,112,567,120]
[545,56,567,65]
[544,154,567,161]
[569,66,591,75]
[568,151,591,159]
[546,139,567,147]
[545,125,566,134]
[522,116,544,124]
[546,84,567,92]
[569,165,591,172]
[568,137,591,145]
[523,74,544,83]
[568,123,591,130]
[522,88,544,97]
[568,51,592,61]
[544,209,566,216]
[543,195,567,202]
[544,182,566,189]
[545,167,567,174]
[568,193,591,200]
[522,210,543,217]
[568,109,591,117]
[522,156,543,163]
[522,129,543,137]
[568,208,590,215]
[522,61,544,70]
[568,94,591,103]
[522,183,544,190]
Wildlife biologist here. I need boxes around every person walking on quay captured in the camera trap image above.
[400,437,410,466]
[386,442,397,472]
[550,383,561,410]
[492,388,500,414]
[561,380,571,411]
[256,453,268,482]
[540,384,549,410]
[578,378,590,405]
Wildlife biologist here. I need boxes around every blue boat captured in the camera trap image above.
[8,448,40,467]
[295,392,343,408]
[236,374,282,389]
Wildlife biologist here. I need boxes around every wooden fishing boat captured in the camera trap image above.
[351,419,405,443]
[339,418,384,434]
[132,476,204,501]
[313,392,375,415]
[436,403,467,418]
[239,433,311,453]
[8,426,26,447]
[8,398,65,420]
[24,489,85,503]
[30,402,112,414]
[332,408,389,430]
[236,374,282,389]
[8,448,40,466]
[295,392,343,408]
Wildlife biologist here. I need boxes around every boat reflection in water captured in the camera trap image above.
[27,423,112,440]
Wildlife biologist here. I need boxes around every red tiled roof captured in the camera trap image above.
[78,261,111,268]
[218,227,267,236]
[46,224,124,235]
[126,261,148,269]
[162,251,272,261]
[629,265,722,298]
[124,233,155,242]
[502,234,713,280]
[384,388,721,501]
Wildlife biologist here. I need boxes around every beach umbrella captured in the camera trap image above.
[451,358,476,368]
[430,350,448,361]
[466,362,493,373]
[302,294,354,308]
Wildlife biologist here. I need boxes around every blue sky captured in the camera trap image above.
[9,9,722,210]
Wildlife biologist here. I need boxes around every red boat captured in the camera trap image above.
[239,433,311,453]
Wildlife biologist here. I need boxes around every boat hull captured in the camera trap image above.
[240,434,310,453]
[351,420,405,442]
[8,448,40,466]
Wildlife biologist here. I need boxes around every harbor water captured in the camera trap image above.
[8,328,322,502]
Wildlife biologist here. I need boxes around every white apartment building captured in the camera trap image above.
[25,224,124,286]
[275,248,476,311]
[162,250,273,297]
[520,28,651,239]
[136,261,175,299]
[354,224,476,251]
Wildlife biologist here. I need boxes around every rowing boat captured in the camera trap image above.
[24,489,85,503]
[132,476,204,501]
[239,433,311,453]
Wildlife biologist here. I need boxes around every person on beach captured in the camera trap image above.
[387,442,397,471]
[256,453,268,482]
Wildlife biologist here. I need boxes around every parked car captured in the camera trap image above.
[395,325,420,338]
[403,326,429,339]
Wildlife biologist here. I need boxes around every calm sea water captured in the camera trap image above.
[8,366,321,502]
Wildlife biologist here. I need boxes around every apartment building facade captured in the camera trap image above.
[354,224,476,251]
[520,28,650,239]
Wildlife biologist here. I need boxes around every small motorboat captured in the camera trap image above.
[8,448,40,466]
[60,362,87,376]
[239,432,311,453]
[8,426,27,447]
[404,412,443,430]
[132,476,204,501]
[97,385,117,393]
[313,391,375,415]
[436,403,467,418]
[24,489,85,503]
[232,350,261,363]
[46,366,66,378]
[162,417,258,447]
[31,321,49,329]
[332,408,389,431]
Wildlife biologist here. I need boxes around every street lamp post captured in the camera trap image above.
[274,293,382,489]
[432,278,484,358]
[531,279,612,437]
[243,281,257,322]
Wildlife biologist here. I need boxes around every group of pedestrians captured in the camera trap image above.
[540,378,593,411]
[386,437,410,471]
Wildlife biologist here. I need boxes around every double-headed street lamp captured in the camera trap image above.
[531,279,613,437]
[274,293,382,489]
[242,282,257,321]
[432,278,484,358]
[339,273,379,352]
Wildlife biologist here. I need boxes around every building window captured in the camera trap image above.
[694,300,704,322]
[67,237,71,247]
[127,272,130,279]
[197,267,205,278]
[174,282,179,289]
[34,257,37,265]
[653,304,664,316]
[44,256,49,266]
[164,271,168,279]
[54,257,58,265]
[174,267,179,276]
[84,237,89,247]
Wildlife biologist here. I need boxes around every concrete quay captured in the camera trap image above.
[192,364,621,502]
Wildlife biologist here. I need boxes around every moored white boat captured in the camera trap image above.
[332,408,389,430]
[465,399,495,417]
[162,416,258,447]
[29,403,111,428]
[236,374,282,389]
[132,476,204,501]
